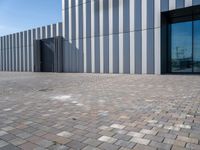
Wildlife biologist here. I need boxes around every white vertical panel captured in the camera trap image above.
[130,0,135,31]
[119,0,123,74]
[100,0,104,73]
[8,35,11,71]
[119,34,123,74]
[185,0,192,7]
[109,0,113,73]
[83,0,87,73]
[130,32,135,74]
[62,0,66,38]
[169,0,176,10]
[142,0,147,74]
[119,0,123,33]
[69,0,72,42]
[130,0,135,74]
[91,0,95,73]
[154,0,161,74]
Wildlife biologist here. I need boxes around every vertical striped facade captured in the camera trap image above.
[62,0,200,74]
[0,23,62,72]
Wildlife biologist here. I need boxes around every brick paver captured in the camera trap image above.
[0,73,200,149]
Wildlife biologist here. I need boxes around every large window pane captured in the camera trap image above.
[193,20,200,72]
[171,22,193,73]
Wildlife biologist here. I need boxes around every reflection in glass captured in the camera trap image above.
[193,20,200,72]
[171,22,193,72]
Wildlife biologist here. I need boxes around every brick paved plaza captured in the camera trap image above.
[0,73,200,150]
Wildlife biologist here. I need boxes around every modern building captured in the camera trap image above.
[1,0,200,74]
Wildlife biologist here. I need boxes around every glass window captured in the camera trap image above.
[171,22,193,73]
[193,20,200,72]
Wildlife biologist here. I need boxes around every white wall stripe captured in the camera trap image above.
[119,0,123,74]
[99,0,104,73]
[83,0,87,73]
[109,0,113,74]
[130,0,135,74]
[169,0,176,10]
[185,0,192,7]
[68,0,72,42]
[155,0,161,74]
[91,0,95,73]
[142,0,147,74]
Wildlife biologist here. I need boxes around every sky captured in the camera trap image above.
[0,0,62,36]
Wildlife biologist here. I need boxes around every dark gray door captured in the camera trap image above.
[41,39,55,72]
[34,37,63,72]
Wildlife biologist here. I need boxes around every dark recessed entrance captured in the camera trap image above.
[34,37,63,72]
[161,5,200,74]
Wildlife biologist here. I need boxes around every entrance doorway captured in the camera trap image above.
[34,37,63,72]
[161,5,200,74]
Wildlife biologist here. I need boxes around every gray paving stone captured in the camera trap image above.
[0,144,21,150]
[66,140,87,150]
[0,73,200,150]
[0,140,8,148]
[98,143,120,150]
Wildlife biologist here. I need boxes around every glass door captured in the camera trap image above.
[171,21,193,73]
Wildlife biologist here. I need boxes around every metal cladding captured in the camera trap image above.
[0,23,62,72]
[62,0,200,74]
[1,0,200,74]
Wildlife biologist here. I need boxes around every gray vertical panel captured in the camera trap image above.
[161,0,169,11]
[95,36,100,73]
[86,1,91,72]
[113,0,119,34]
[24,31,28,71]
[47,25,51,38]
[57,23,63,37]
[0,37,2,71]
[72,6,76,40]
[135,31,142,74]
[12,34,16,71]
[79,39,84,72]
[123,0,130,33]
[176,0,184,8]
[147,29,154,74]
[147,0,154,29]
[86,2,91,38]
[86,38,91,73]
[65,1,69,40]
[103,0,109,36]
[79,4,83,38]
[94,0,100,36]
[16,33,20,71]
[193,0,200,5]
[123,33,130,73]
[9,35,12,71]
[20,32,23,71]
[36,28,41,40]
[113,34,119,73]
[6,35,9,71]
[135,0,141,31]
[3,37,5,71]
[52,24,57,37]
[28,30,31,71]
[103,36,109,73]
[41,27,46,39]
[4,36,6,71]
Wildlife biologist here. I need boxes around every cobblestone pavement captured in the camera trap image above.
[0,73,200,150]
